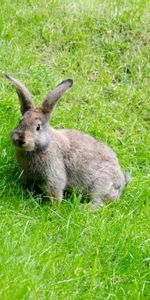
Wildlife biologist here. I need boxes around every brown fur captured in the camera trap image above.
[4,73,127,208]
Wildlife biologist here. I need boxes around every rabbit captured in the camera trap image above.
[4,73,128,208]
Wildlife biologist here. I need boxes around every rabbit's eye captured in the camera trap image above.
[36,124,41,131]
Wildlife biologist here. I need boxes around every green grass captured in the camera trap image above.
[0,0,150,299]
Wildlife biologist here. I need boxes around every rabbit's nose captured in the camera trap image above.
[18,136,25,146]
[11,130,25,146]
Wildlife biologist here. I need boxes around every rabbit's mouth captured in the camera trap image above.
[11,131,35,151]
[12,140,35,151]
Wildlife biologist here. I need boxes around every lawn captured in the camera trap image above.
[0,0,149,299]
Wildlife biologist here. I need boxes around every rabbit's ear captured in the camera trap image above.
[40,79,73,117]
[4,73,35,114]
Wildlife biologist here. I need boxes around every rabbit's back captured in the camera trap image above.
[60,129,126,198]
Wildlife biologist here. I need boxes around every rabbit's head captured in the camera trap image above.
[4,73,73,151]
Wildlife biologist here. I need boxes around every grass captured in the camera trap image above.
[0,0,150,299]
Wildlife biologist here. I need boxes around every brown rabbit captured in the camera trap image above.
[4,73,127,208]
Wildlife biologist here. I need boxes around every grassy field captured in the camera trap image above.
[0,0,149,299]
